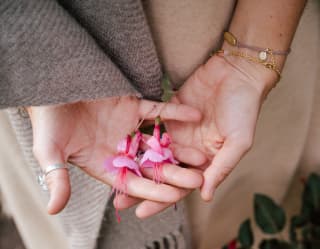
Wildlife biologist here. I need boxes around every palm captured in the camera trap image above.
[29,96,203,214]
[33,98,141,176]
[111,57,271,216]
[166,56,264,200]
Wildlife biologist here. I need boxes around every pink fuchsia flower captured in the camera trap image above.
[104,131,142,222]
[140,118,178,183]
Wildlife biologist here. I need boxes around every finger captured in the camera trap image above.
[136,189,191,219]
[201,136,252,201]
[33,147,71,215]
[45,169,71,214]
[141,164,203,189]
[139,100,202,122]
[113,195,141,210]
[171,144,208,166]
[140,136,208,167]
[86,169,184,203]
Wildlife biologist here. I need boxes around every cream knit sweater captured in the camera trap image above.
[1,0,188,248]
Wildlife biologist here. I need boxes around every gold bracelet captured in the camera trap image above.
[215,49,281,81]
[224,31,291,58]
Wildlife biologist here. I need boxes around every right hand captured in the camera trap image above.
[28,96,203,214]
[115,54,277,218]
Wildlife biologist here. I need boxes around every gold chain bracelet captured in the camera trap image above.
[215,49,282,81]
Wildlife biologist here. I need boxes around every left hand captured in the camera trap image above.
[28,96,203,214]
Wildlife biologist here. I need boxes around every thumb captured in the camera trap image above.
[201,135,253,201]
[33,146,71,215]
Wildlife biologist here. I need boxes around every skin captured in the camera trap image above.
[27,97,204,214]
[116,0,307,218]
[28,0,306,219]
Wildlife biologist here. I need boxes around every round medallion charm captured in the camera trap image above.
[259,51,268,61]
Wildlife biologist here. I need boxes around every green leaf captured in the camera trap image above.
[292,215,309,228]
[309,240,320,249]
[301,173,320,224]
[238,219,254,248]
[290,224,297,243]
[161,74,174,102]
[292,243,305,249]
[139,125,154,135]
[259,239,292,249]
[302,226,312,241]
[140,124,166,135]
[254,194,286,234]
[311,226,320,239]
[290,215,309,242]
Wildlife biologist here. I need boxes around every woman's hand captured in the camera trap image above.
[28,96,203,214]
[117,54,277,217]
[168,54,276,200]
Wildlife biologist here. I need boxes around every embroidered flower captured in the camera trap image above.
[140,118,178,183]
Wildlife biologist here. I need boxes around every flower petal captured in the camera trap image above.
[133,168,142,177]
[153,124,161,140]
[104,157,119,174]
[128,131,142,157]
[146,136,162,153]
[163,148,178,164]
[113,156,139,170]
[160,133,171,147]
[140,160,156,168]
[117,139,128,153]
[140,149,165,165]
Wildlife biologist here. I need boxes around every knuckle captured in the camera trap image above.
[172,189,183,202]
[45,174,56,189]
[193,66,206,83]
[203,137,224,156]
[236,135,253,152]
[32,143,61,165]
[32,144,42,160]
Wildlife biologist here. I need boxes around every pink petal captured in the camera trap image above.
[125,135,131,154]
[117,139,128,153]
[104,157,119,174]
[162,148,178,164]
[160,133,171,147]
[140,160,156,168]
[128,131,142,157]
[113,156,139,170]
[146,136,162,153]
[153,124,161,140]
[140,149,165,165]
[133,168,142,177]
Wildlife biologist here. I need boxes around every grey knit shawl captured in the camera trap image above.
[1,0,188,249]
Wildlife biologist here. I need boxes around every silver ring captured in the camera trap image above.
[44,163,68,176]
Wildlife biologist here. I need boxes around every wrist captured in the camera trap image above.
[220,41,284,96]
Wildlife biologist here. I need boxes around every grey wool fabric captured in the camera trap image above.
[1,0,187,249]
[0,0,163,108]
